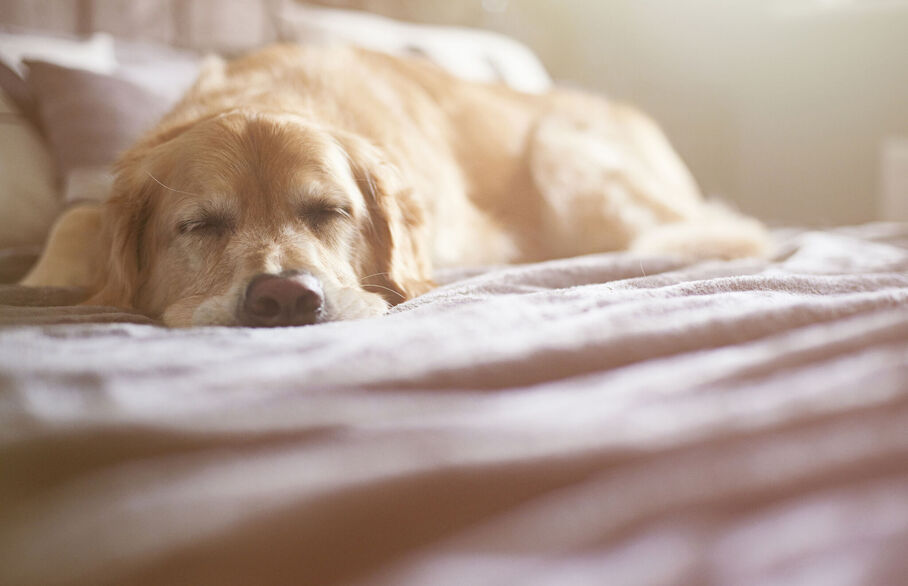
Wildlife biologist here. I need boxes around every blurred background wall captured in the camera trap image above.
[525,0,908,227]
[3,0,907,226]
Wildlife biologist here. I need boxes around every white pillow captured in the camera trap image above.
[0,31,116,76]
[276,3,552,94]
[0,92,61,248]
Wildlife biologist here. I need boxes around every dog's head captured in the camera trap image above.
[87,110,433,327]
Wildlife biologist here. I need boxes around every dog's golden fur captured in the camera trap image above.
[24,44,767,326]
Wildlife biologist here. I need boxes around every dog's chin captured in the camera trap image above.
[159,295,229,328]
[159,287,390,328]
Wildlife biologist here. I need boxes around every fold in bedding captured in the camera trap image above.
[1,224,907,585]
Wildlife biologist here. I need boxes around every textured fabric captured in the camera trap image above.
[0,246,41,283]
[0,0,268,52]
[0,1,535,57]
[25,61,175,173]
[1,224,907,586]
[0,30,116,75]
[20,41,200,205]
[0,59,35,124]
[274,2,551,92]
[1,1,550,87]
[0,92,61,247]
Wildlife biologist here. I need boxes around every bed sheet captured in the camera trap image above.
[1,223,907,585]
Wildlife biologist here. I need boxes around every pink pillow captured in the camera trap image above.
[24,51,200,203]
[26,61,171,175]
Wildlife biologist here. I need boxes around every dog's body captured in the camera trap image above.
[25,44,767,326]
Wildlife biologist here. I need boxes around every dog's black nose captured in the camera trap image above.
[241,271,324,327]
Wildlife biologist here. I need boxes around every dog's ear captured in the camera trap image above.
[83,169,153,309]
[338,134,434,304]
[84,119,202,309]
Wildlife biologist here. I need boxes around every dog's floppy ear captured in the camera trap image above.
[84,168,153,309]
[338,134,434,304]
[84,119,202,309]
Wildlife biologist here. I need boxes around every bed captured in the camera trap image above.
[2,3,908,585]
[2,222,907,585]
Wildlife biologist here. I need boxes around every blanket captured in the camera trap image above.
[1,223,907,585]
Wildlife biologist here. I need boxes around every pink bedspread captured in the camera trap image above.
[1,224,907,585]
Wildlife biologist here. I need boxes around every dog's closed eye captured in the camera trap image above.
[177,211,235,237]
[297,200,353,232]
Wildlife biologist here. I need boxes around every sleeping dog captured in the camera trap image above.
[24,45,767,327]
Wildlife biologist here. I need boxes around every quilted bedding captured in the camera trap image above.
[1,223,907,585]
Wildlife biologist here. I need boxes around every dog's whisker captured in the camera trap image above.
[358,272,392,283]
[145,171,202,197]
[360,283,405,300]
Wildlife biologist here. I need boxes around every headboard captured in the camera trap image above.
[0,0,494,54]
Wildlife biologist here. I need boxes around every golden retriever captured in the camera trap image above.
[24,44,767,327]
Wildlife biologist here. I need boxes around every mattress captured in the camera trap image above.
[1,223,907,585]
